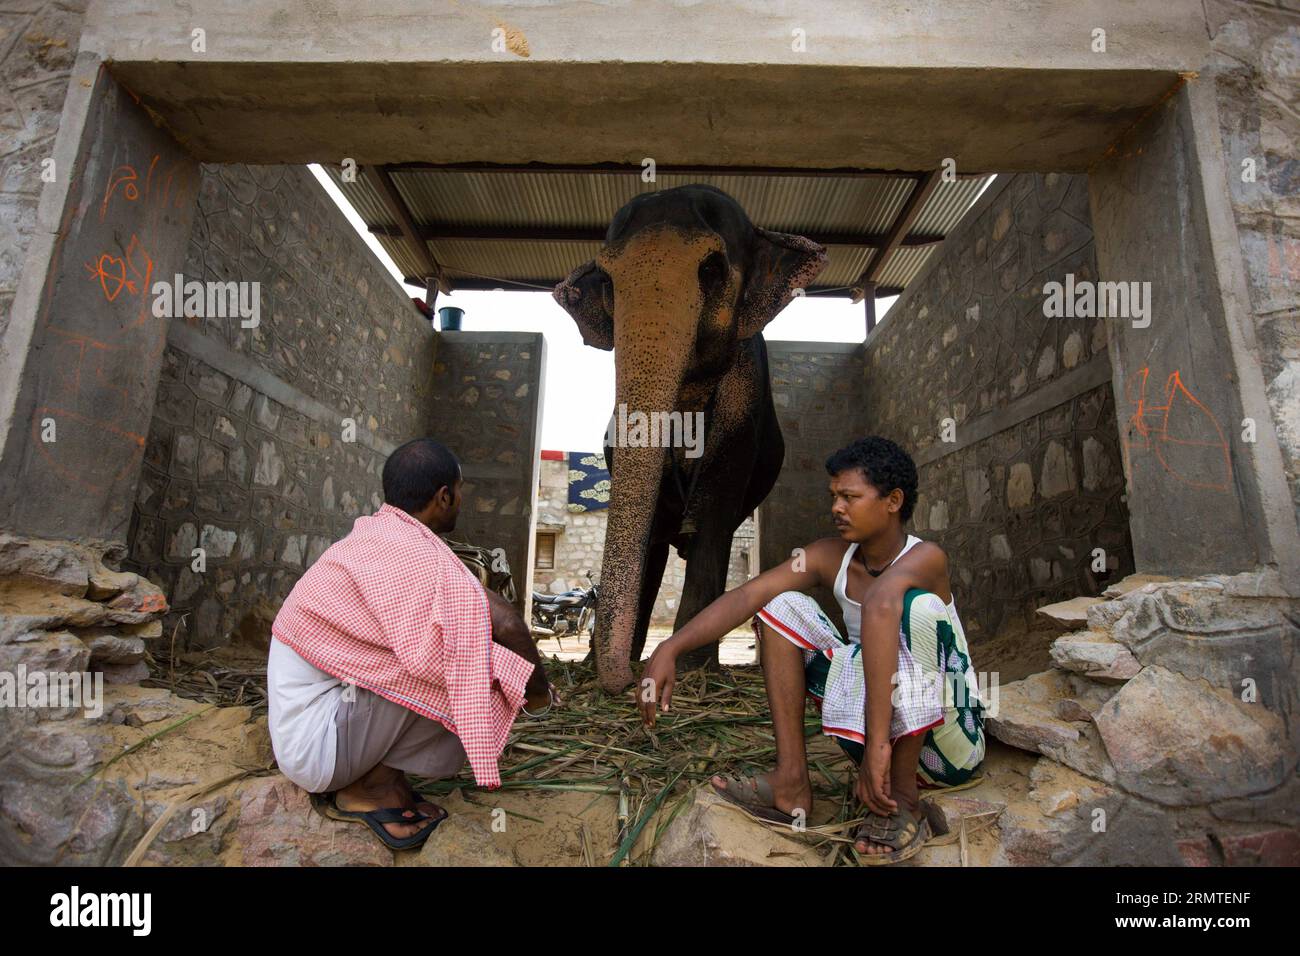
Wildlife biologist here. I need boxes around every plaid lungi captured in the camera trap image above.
[755,589,986,787]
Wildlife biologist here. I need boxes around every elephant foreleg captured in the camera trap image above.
[674,524,735,671]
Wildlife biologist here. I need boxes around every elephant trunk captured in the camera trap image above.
[595,311,702,692]
[593,438,670,693]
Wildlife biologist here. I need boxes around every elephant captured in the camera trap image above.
[553,184,828,693]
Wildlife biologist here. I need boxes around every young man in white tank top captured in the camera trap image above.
[639,436,985,864]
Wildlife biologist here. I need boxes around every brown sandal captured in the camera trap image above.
[710,774,801,825]
[854,804,932,865]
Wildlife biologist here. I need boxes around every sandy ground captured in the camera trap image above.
[113,625,1048,866]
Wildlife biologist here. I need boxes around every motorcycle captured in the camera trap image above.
[531,570,599,643]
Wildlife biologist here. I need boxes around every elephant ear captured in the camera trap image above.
[735,228,829,340]
[553,260,614,351]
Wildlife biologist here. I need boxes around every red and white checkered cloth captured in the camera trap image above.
[271,503,533,789]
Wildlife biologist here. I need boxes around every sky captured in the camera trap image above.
[310,165,898,451]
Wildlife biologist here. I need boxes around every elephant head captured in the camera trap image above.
[553,184,827,692]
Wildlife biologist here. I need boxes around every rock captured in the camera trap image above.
[986,670,1119,783]
[650,789,828,867]
[0,632,97,724]
[0,630,91,675]
[986,670,1083,752]
[84,634,145,666]
[1036,597,1101,631]
[0,584,116,637]
[1049,631,1142,682]
[1086,576,1299,745]
[414,813,518,867]
[1176,836,1216,867]
[1101,573,1173,599]
[0,534,91,597]
[1208,776,1300,828]
[0,766,145,866]
[1046,720,1119,784]
[141,793,235,865]
[1054,698,1094,722]
[100,660,149,685]
[107,685,196,727]
[994,756,1183,866]
[1219,829,1300,866]
[86,567,139,601]
[104,576,168,617]
[921,793,1006,836]
[1094,666,1290,806]
[1037,788,1079,816]
[227,776,393,866]
[992,758,1110,865]
[1213,568,1292,599]
[1006,462,1034,509]
[123,619,164,640]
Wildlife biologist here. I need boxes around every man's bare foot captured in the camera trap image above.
[398,776,443,820]
[336,766,443,840]
[712,770,813,818]
[856,790,920,855]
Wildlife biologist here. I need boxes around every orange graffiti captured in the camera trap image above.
[98,155,159,222]
[84,232,154,312]
[1123,367,1232,492]
[31,406,146,494]
[30,77,199,500]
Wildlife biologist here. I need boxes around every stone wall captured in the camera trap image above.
[862,173,1133,641]
[430,330,546,613]
[1205,2,1300,530]
[533,457,754,626]
[759,342,869,634]
[0,0,87,343]
[125,163,438,649]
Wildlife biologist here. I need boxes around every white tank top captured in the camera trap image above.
[833,535,960,642]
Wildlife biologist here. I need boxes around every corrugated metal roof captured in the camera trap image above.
[322,165,994,298]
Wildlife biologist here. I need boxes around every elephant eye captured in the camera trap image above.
[698,252,727,291]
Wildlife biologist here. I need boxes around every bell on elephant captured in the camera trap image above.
[553,184,828,693]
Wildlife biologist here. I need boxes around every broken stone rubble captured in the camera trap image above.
[985,570,1299,865]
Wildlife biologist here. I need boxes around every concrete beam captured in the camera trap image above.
[81,0,1209,171]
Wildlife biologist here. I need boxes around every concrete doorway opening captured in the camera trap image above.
[1,2,1295,868]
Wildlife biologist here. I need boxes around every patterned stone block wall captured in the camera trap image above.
[759,342,868,634]
[429,330,544,612]
[533,458,753,625]
[862,173,1133,641]
[125,163,438,649]
[0,0,87,342]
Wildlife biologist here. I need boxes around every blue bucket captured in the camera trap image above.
[437,306,464,332]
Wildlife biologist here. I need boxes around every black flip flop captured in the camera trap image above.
[312,792,447,851]
[356,805,447,851]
